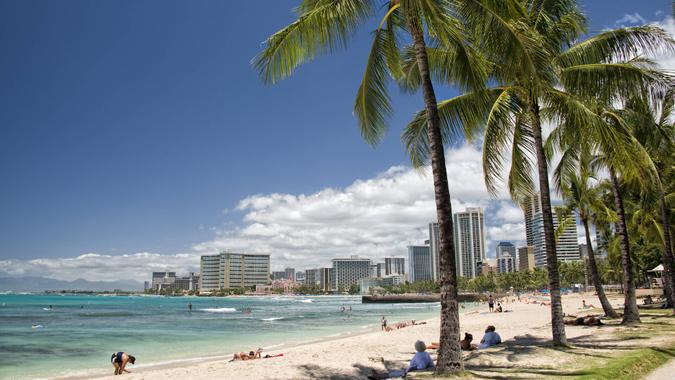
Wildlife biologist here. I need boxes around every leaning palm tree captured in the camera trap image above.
[253,0,489,372]
[553,147,619,318]
[403,0,673,340]
[620,91,675,311]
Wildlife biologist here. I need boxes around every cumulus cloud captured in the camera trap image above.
[1,144,534,281]
[0,252,201,282]
[615,12,647,27]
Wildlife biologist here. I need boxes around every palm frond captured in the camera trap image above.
[354,28,394,146]
[253,0,373,84]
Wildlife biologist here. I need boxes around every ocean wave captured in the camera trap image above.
[201,307,237,313]
[261,317,284,322]
[299,299,313,303]
[78,311,138,317]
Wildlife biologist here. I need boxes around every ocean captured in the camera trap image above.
[0,294,458,379]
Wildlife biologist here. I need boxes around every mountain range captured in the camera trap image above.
[0,277,144,292]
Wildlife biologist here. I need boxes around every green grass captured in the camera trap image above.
[573,345,675,380]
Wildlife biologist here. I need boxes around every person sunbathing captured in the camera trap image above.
[564,315,603,326]
[231,348,262,361]
[582,300,596,309]
[368,341,435,379]
[478,325,501,349]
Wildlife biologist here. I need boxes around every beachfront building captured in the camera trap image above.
[359,274,404,295]
[144,281,150,291]
[272,271,287,281]
[384,257,405,276]
[408,245,433,282]
[518,246,535,271]
[331,256,371,292]
[428,222,440,281]
[579,244,589,259]
[295,271,305,284]
[306,267,334,292]
[199,252,271,292]
[174,272,200,292]
[284,267,296,282]
[481,258,497,274]
[453,207,486,278]
[532,208,580,267]
[496,242,516,273]
[151,271,176,292]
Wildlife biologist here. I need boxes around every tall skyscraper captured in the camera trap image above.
[453,207,486,278]
[517,246,535,271]
[384,257,405,276]
[428,223,440,281]
[331,256,371,291]
[284,267,296,281]
[522,193,542,247]
[532,208,580,267]
[408,245,433,282]
[496,242,516,273]
[199,252,271,291]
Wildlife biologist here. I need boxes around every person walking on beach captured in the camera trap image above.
[111,352,136,375]
[488,295,495,312]
[188,302,192,312]
[381,315,387,331]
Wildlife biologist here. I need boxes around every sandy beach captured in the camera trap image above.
[67,292,640,380]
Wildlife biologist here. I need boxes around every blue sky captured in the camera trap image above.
[0,1,672,280]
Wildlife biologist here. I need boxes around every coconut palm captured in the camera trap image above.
[620,91,675,311]
[403,0,673,340]
[253,0,490,372]
[553,148,619,318]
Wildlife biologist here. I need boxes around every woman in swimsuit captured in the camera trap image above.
[111,352,135,375]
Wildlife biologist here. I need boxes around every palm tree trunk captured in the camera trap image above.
[658,188,675,312]
[408,19,462,373]
[530,101,567,345]
[582,216,618,318]
[609,170,640,324]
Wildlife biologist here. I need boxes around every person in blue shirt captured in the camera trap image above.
[368,340,435,379]
[478,325,502,349]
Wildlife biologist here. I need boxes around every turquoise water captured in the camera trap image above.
[0,294,448,379]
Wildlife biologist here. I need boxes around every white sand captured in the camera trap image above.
[73,293,617,380]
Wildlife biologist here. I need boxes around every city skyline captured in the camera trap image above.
[1,2,673,282]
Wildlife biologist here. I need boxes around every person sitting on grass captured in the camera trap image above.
[460,332,477,351]
[111,352,135,375]
[368,340,435,379]
[478,325,502,349]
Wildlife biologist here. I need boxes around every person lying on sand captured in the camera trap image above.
[368,340,435,379]
[111,352,135,375]
[564,315,603,326]
[582,300,596,309]
[478,325,501,349]
[231,348,263,361]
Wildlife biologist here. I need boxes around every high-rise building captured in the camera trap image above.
[272,271,287,281]
[331,256,371,291]
[199,252,271,292]
[453,207,486,278]
[284,267,296,282]
[517,246,535,271]
[175,272,200,291]
[496,242,516,273]
[295,271,305,284]
[304,268,319,286]
[384,257,405,276]
[376,262,386,278]
[579,243,589,259]
[151,272,176,291]
[143,281,150,291]
[532,208,580,267]
[522,193,542,247]
[428,223,440,281]
[408,245,433,282]
[305,267,333,292]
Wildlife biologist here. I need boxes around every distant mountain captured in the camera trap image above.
[0,277,144,292]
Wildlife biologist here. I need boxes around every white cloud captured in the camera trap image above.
[652,17,675,71]
[0,252,201,282]
[615,12,647,27]
[2,144,530,281]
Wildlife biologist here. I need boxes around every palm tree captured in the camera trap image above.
[403,0,673,342]
[620,91,675,311]
[253,0,489,372]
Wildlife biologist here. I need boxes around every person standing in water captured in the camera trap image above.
[381,315,387,331]
[188,302,192,312]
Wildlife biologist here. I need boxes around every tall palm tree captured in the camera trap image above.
[253,0,489,372]
[553,148,619,318]
[403,0,673,342]
[620,91,675,311]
